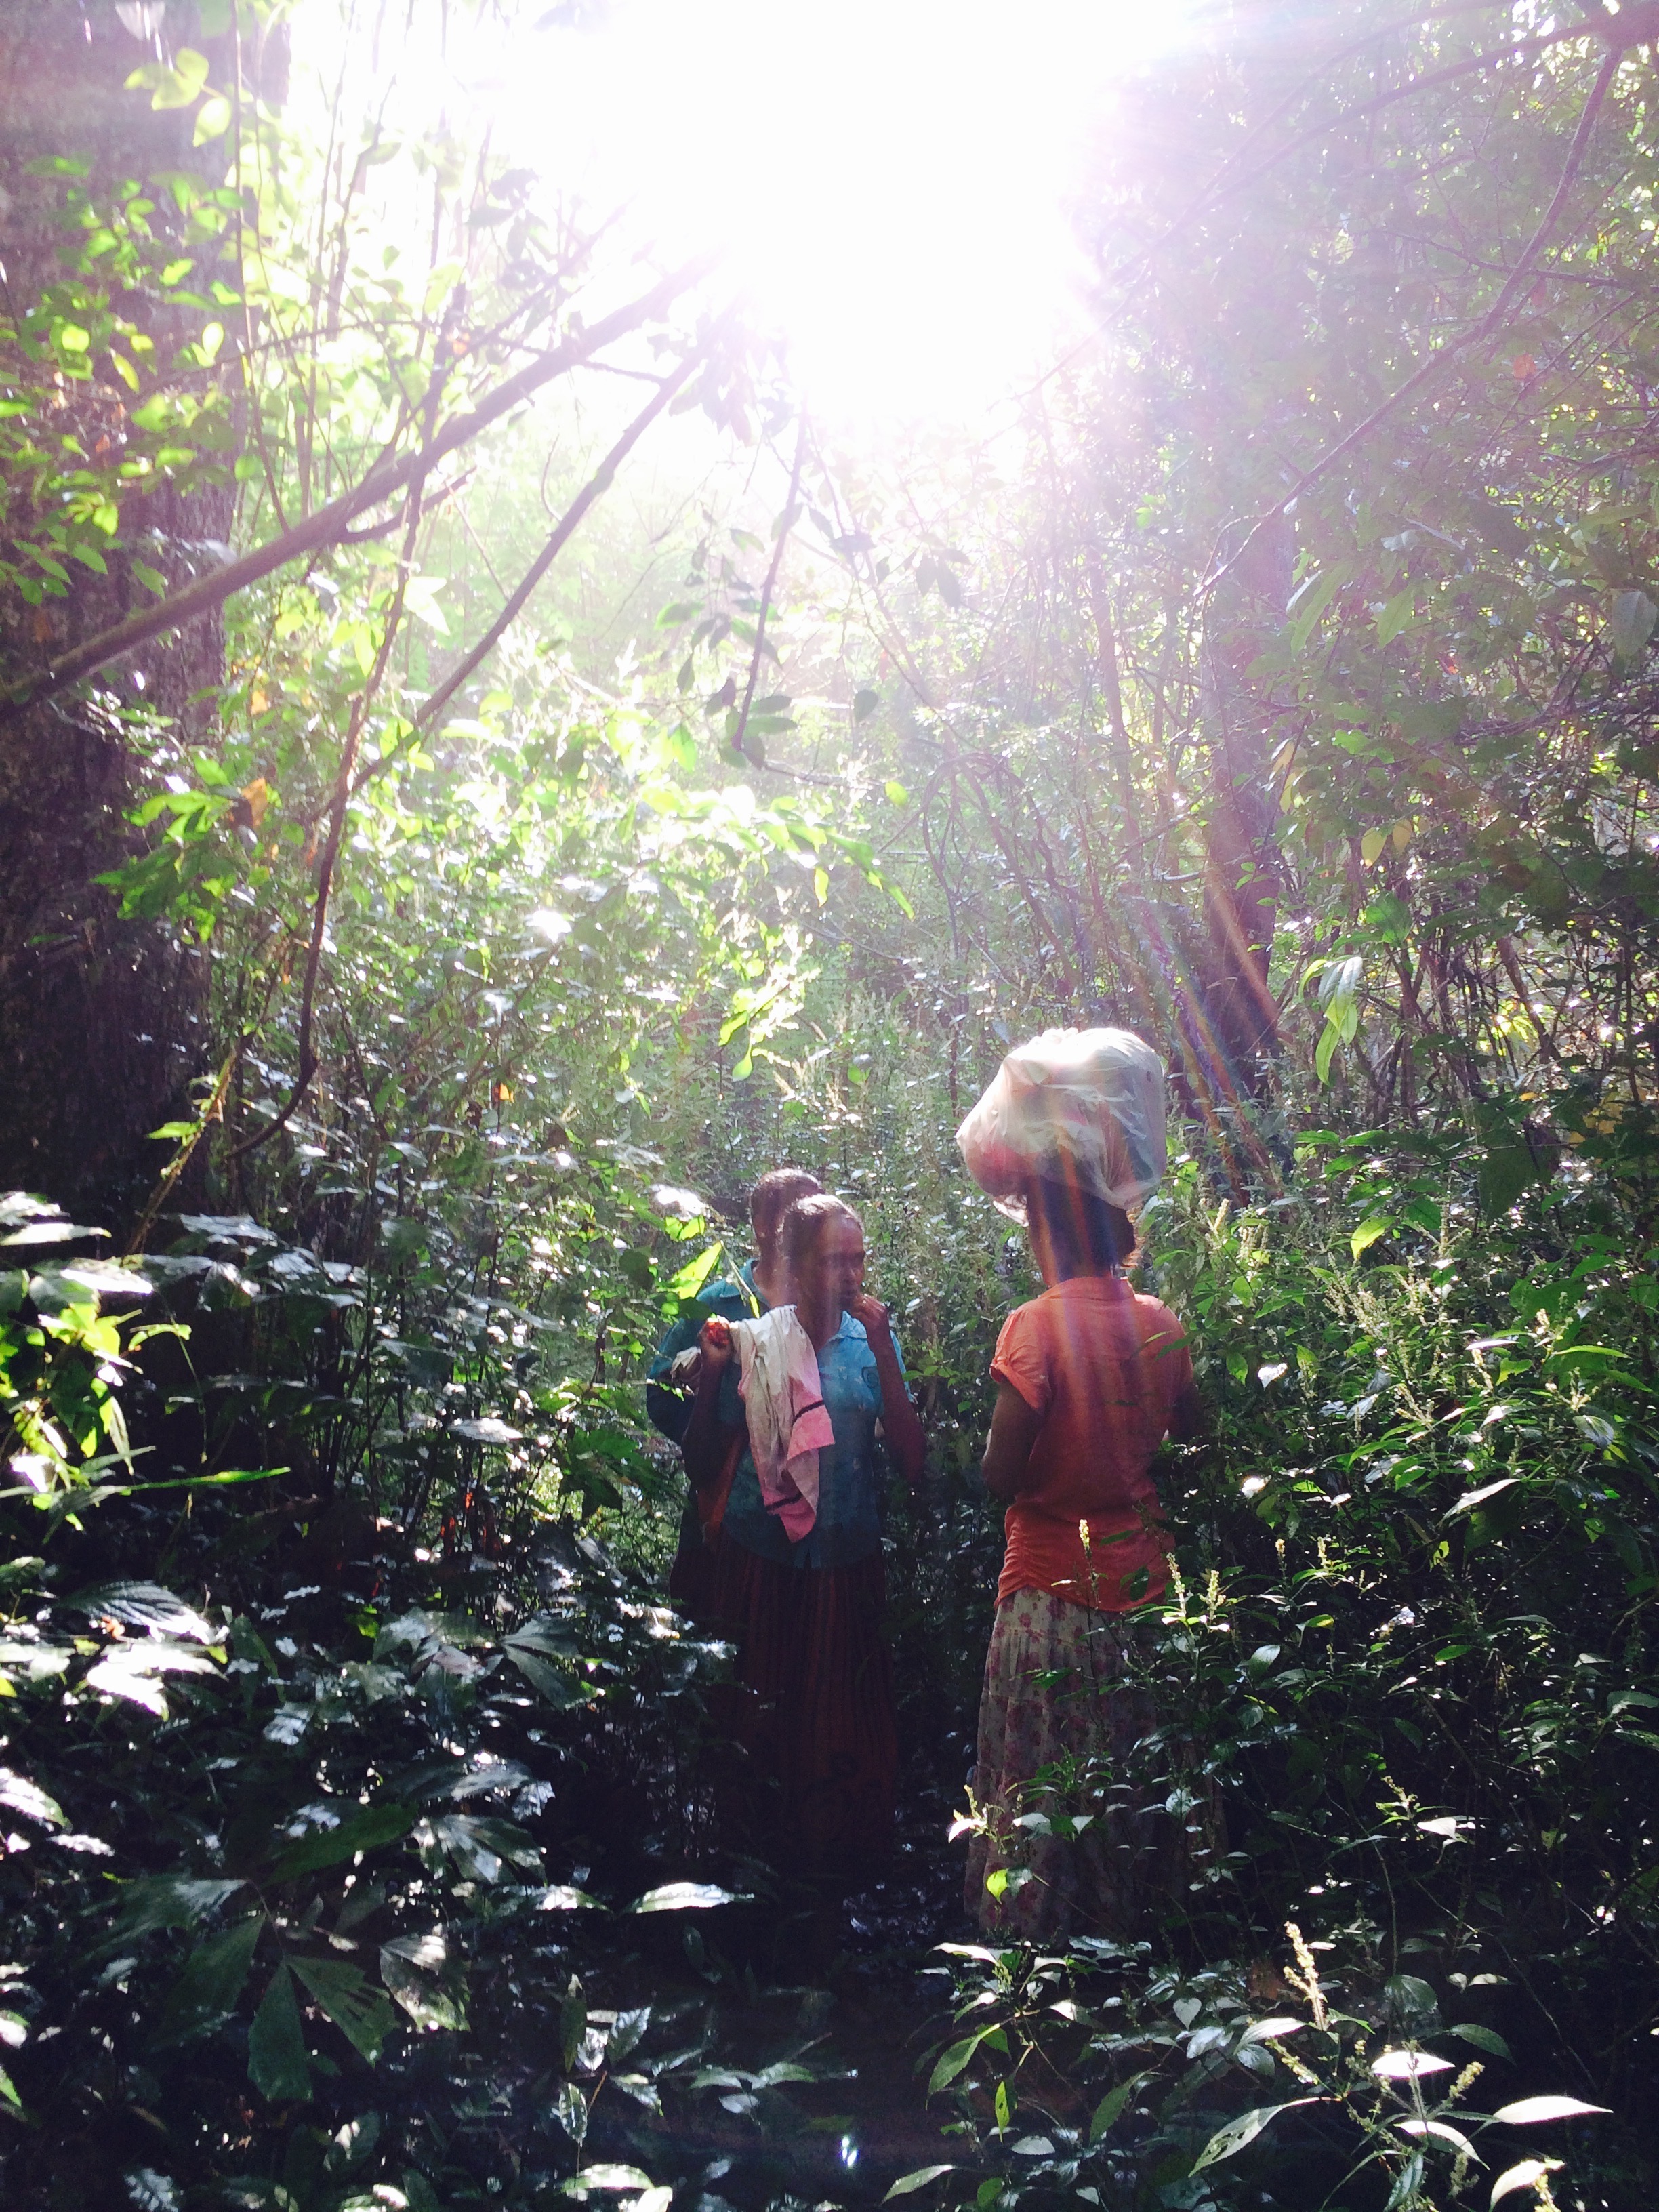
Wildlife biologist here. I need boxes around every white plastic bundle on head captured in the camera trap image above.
[955,1026,1168,1223]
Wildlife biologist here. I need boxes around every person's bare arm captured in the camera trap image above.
[682,1316,744,1491]
[847,1294,926,1488]
[981,1378,1043,1504]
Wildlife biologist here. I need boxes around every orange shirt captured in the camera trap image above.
[991,1275,1193,1612]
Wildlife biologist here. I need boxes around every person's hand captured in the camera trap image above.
[698,1315,735,1376]
[846,1292,893,1349]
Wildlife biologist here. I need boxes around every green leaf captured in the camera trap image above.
[1090,2075,1145,2142]
[561,2166,655,2196]
[1363,892,1409,944]
[157,1915,264,2043]
[928,2026,1006,2097]
[1607,588,1656,662]
[81,1581,215,1641]
[1376,586,1417,645]
[1491,2161,1559,2207]
[1351,1216,1391,1261]
[1287,565,1346,652]
[269,1802,417,1880]
[291,1955,397,2064]
[430,1811,542,1883]
[560,1977,587,2070]
[1191,2100,1322,2173]
[0,1768,66,1828]
[193,93,232,145]
[627,1882,740,1912]
[1448,2023,1512,2060]
[853,687,880,722]
[248,1964,312,2103]
[109,1876,247,1945]
[504,1645,594,1708]
[1446,1477,1521,1521]
[144,47,211,110]
[665,1242,722,1300]
[884,2168,956,2199]
[380,1935,467,2032]
[1479,1145,1542,1216]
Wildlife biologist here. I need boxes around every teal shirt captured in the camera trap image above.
[647,1262,767,1568]
[646,1261,766,1444]
[718,1313,907,1572]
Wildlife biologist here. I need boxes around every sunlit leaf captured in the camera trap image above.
[626,1882,741,1913]
[0,1768,66,1828]
[270,1802,416,1880]
[1191,2101,1322,2173]
[884,2166,955,2199]
[380,1935,468,2032]
[1492,2160,1560,2206]
[290,1955,398,2064]
[1491,2097,1610,2125]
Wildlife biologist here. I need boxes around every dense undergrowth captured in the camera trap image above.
[2,1057,1656,2212]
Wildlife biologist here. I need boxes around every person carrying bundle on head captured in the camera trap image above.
[646,1167,823,1618]
[955,1027,1214,1942]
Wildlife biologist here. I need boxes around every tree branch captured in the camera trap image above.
[1200,41,1622,599]
[729,412,807,763]
[368,340,708,777]
[0,255,715,720]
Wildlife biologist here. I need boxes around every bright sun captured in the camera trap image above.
[306,0,1197,428]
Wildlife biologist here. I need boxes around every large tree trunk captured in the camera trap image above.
[0,3,243,1221]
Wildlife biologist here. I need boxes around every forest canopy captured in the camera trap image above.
[1,3,1658,2211]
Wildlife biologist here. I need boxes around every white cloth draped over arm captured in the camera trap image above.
[734,1307,835,1541]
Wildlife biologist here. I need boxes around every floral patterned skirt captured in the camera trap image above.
[964,1586,1220,1943]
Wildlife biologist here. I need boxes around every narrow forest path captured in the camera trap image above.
[585,1717,982,2205]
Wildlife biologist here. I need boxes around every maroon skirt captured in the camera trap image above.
[703,1534,897,1883]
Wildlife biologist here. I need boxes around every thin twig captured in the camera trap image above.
[730,413,808,762]
[125,1045,241,1258]
[227,474,432,1161]
[384,343,708,763]
[326,341,712,821]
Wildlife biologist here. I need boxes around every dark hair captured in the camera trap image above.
[779,1191,861,1267]
[749,1168,823,1243]
[1027,1174,1136,1271]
